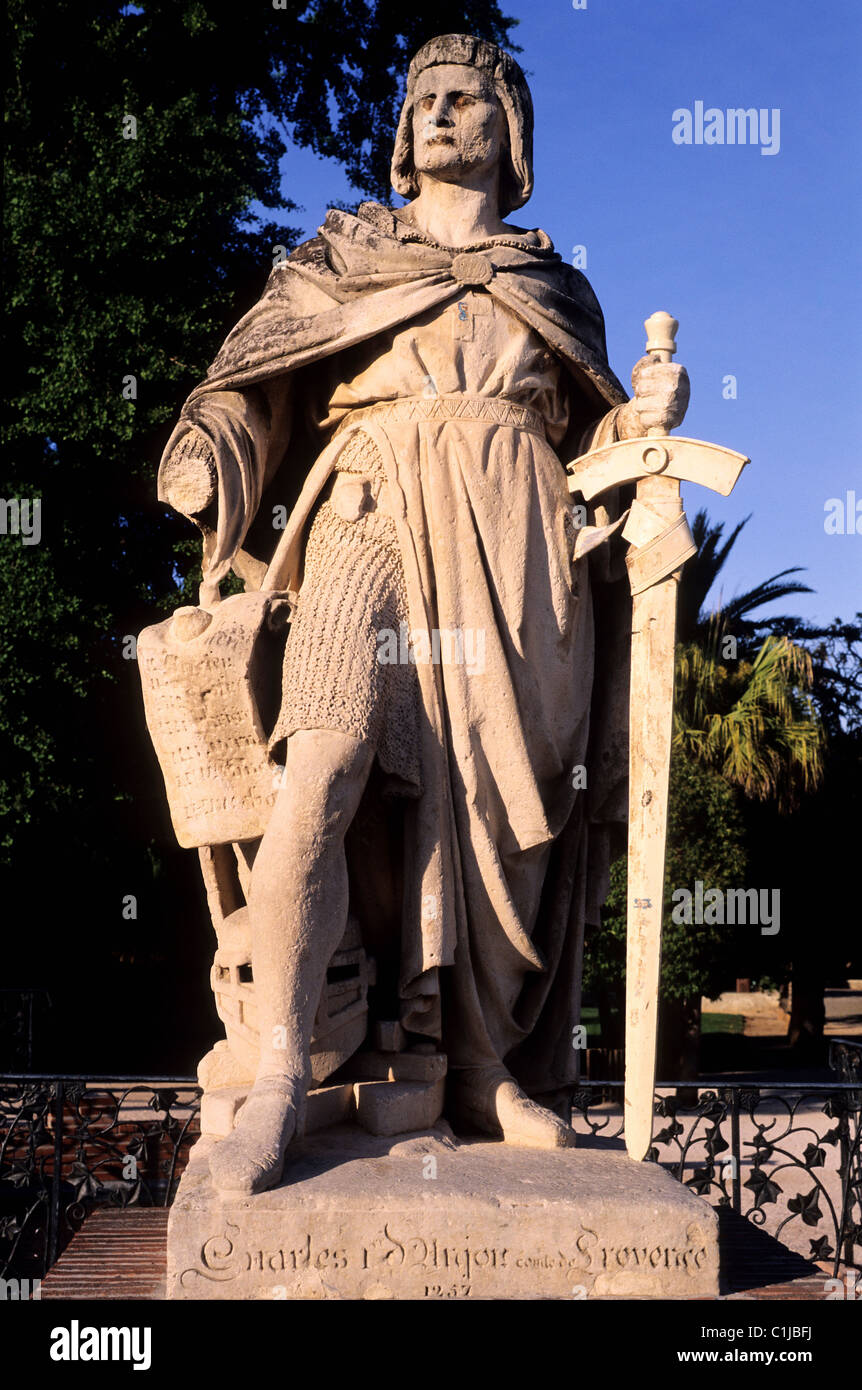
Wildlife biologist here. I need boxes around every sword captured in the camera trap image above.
[568,312,749,1160]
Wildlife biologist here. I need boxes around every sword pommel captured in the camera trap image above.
[644,311,678,363]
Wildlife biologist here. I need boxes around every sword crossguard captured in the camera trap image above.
[568,434,749,503]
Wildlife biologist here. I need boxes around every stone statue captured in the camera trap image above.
[140,33,692,1198]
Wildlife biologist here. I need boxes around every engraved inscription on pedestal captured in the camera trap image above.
[167,1132,720,1301]
[176,1220,713,1300]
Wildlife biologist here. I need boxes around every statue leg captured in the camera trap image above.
[209,728,374,1195]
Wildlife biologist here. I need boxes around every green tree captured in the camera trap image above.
[773,613,862,737]
[741,616,862,1055]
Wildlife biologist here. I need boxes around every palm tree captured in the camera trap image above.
[670,511,823,811]
[677,509,813,647]
[674,628,824,813]
[673,509,824,810]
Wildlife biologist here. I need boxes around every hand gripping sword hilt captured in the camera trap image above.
[567,312,749,594]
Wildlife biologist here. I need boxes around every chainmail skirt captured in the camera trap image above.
[270,431,422,794]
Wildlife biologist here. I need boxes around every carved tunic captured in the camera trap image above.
[274,292,573,803]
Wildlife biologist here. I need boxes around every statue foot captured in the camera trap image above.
[209,1073,305,1196]
[455,1067,576,1150]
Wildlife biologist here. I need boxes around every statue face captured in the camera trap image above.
[411,63,506,185]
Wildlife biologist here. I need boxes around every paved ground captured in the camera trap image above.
[732,989,862,1041]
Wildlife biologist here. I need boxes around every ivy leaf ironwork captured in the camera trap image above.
[744,1168,782,1208]
[688,1166,715,1196]
[654,1119,684,1146]
[788,1188,824,1227]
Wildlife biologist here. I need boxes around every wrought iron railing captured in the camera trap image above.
[0,1076,200,1282]
[1,1041,860,1282]
[571,1038,862,1279]
[0,990,52,1072]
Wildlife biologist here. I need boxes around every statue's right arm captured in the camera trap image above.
[158,241,334,529]
[158,377,296,604]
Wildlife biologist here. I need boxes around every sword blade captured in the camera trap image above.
[625,574,678,1160]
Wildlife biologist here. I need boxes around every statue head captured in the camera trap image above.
[390,34,534,216]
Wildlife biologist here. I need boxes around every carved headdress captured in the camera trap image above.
[390,33,534,216]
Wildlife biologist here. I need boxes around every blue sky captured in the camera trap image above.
[269,0,861,627]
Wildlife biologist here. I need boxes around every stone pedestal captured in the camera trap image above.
[167,1127,719,1300]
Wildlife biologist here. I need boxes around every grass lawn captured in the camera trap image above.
[579,1008,745,1044]
[700,1012,745,1036]
[579,1006,602,1038]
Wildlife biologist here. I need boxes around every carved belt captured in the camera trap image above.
[327,395,547,525]
[332,393,547,439]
